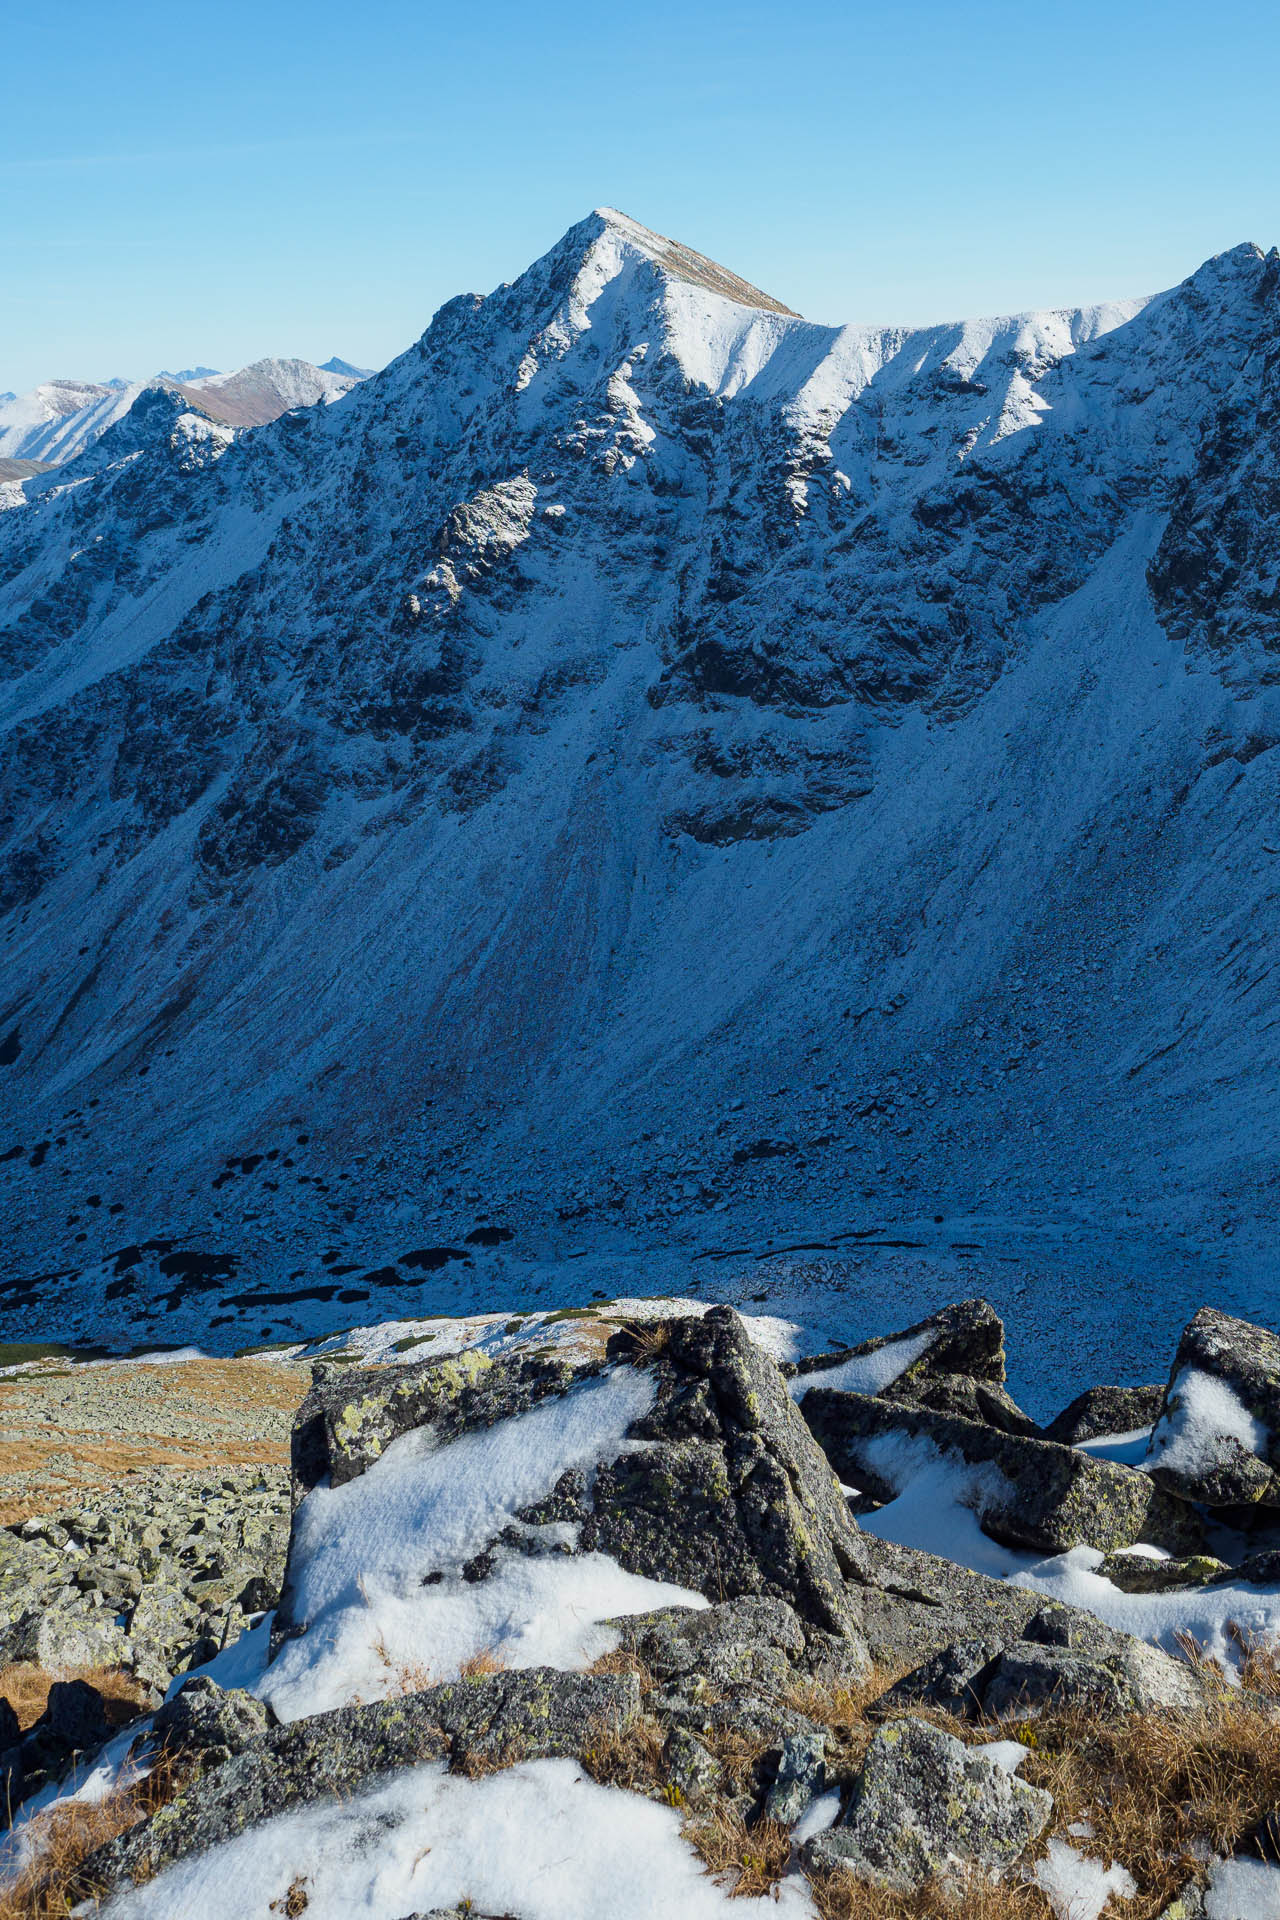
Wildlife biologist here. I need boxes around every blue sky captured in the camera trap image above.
[3,0,1279,392]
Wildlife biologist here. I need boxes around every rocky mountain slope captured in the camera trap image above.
[2,210,1280,1374]
[0,359,367,466]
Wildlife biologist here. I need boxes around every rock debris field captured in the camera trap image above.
[1,1293,1280,1918]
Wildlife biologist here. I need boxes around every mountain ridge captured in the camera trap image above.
[0,356,371,467]
[1,213,1279,1389]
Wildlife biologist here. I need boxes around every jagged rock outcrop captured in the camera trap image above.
[278,1309,873,1658]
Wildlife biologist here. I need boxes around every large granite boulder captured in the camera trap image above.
[798,1389,1201,1555]
[278,1307,874,1657]
[590,1311,872,1640]
[1144,1308,1280,1507]
[805,1716,1052,1891]
[152,1675,272,1761]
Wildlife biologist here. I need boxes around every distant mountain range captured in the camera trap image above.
[2,209,1280,1384]
[0,357,373,466]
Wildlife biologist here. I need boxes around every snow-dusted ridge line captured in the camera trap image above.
[0,355,370,467]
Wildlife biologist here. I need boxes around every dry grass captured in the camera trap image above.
[611,1319,673,1366]
[0,1663,149,1735]
[684,1804,792,1898]
[587,1646,655,1689]
[782,1664,949,1777]
[0,1753,186,1920]
[458,1648,508,1680]
[1229,1621,1280,1698]
[807,1868,1055,1919]
[577,1712,667,1796]
[269,1877,310,1915]
[1015,1693,1280,1918]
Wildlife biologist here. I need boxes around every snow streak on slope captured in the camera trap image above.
[1,211,1280,1382]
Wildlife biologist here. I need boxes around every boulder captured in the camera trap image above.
[588,1311,873,1642]
[877,1603,1209,1723]
[1044,1383,1165,1445]
[805,1716,1052,1892]
[41,1678,112,1752]
[83,1669,639,1896]
[3,1595,130,1671]
[854,1534,1054,1670]
[279,1308,874,1660]
[788,1299,1007,1397]
[1097,1552,1228,1593]
[799,1389,1201,1555]
[1217,1549,1280,1586]
[611,1596,806,1696]
[152,1676,272,1761]
[1145,1308,1280,1507]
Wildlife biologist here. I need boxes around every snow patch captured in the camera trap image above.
[97,1757,815,1919]
[790,1330,933,1398]
[1032,1838,1137,1919]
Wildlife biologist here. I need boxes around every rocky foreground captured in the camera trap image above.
[3,1297,1280,1917]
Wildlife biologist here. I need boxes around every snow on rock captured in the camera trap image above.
[1146,1367,1271,1498]
[262,1364,700,1720]
[789,1330,934,1397]
[1009,1547,1280,1673]
[1144,1308,1280,1507]
[95,1757,816,1920]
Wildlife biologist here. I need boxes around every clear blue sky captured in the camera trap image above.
[3,0,1279,392]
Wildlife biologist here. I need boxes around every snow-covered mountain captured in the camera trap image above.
[0,358,369,466]
[2,208,1279,1381]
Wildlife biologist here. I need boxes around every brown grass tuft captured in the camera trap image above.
[807,1867,1054,1919]
[1229,1620,1280,1698]
[586,1646,655,1690]
[458,1647,508,1680]
[0,1752,187,1920]
[0,1663,149,1736]
[269,1876,310,1915]
[613,1319,674,1366]
[577,1712,667,1796]
[683,1805,792,1899]
[1014,1693,1280,1917]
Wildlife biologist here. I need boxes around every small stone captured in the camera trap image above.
[764,1730,827,1825]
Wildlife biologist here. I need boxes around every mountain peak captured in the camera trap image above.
[590,206,800,317]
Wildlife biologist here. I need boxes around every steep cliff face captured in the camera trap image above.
[2,211,1279,1365]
